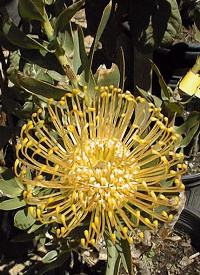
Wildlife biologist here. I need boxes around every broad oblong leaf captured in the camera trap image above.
[175,112,200,148]
[150,60,172,100]
[116,239,133,275]
[27,251,70,274]
[0,197,26,210]
[87,0,112,81]
[105,236,121,275]
[2,18,48,51]
[73,29,96,91]
[28,223,44,234]
[137,86,162,107]
[180,124,199,148]
[54,0,85,36]
[47,70,68,82]
[164,102,184,116]
[73,29,82,74]
[78,28,88,69]
[15,74,69,99]
[0,177,23,198]
[18,0,46,22]
[14,209,35,230]
[176,112,200,134]
[41,250,58,263]
[57,23,74,57]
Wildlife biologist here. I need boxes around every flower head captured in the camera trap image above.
[15,86,186,246]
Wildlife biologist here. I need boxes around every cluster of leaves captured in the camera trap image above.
[1,0,124,97]
[0,0,128,274]
[138,61,200,163]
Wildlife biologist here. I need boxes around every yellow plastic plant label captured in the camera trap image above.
[179,70,200,98]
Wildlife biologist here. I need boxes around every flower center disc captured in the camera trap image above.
[70,138,137,210]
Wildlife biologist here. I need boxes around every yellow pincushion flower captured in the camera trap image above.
[15,86,186,247]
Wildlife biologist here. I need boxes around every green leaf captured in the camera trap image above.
[137,86,162,107]
[22,64,54,84]
[180,123,199,148]
[2,18,48,51]
[54,0,85,36]
[78,28,88,70]
[73,29,82,74]
[116,239,133,275]
[26,251,70,275]
[0,177,23,198]
[0,197,26,210]
[47,70,68,82]
[95,64,120,87]
[175,112,200,135]
[105,236,121,275]
[57,23,74,57]
[18,0,47,22]
[13,100,35,119]
[87,0,112,81]
[28,223,44,234]
[41,250,58,263]
[71,28,96,98]
[150,60,172,100]
[14,209,35,230]
[15,73,68,99]
[175,111,200,148]
[164,101,184,116]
